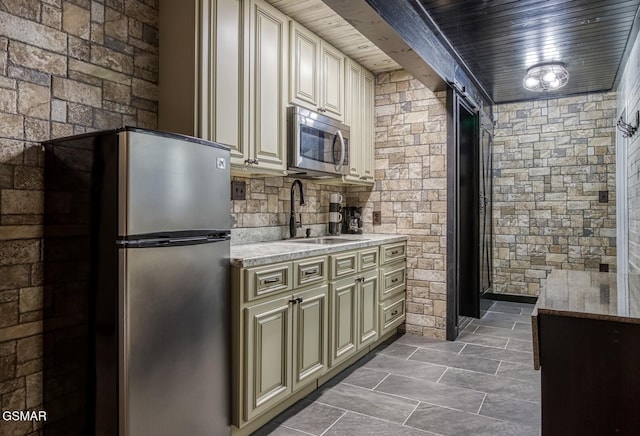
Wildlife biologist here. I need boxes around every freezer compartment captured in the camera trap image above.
[119,130,231,236]
[119,239,230,436]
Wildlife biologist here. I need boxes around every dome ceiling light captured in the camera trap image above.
[523,63,570,92]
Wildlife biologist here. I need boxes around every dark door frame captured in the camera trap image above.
[446,87,481,341]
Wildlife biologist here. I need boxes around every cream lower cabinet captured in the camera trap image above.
[233,241,405,433]
[328,248,379,367]
[243,283,328,421]
[378,242,407,335]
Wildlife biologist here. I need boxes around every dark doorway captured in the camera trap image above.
[446,88,492,340]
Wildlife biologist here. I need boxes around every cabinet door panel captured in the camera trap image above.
[361,69,375,180]
[244,297,292,421]
[214,0,243,158]
[358,271,379,349]
[329,279,357,367]
[248,0,287,170]
[293,285,328,390]
[345,60,361,177]
[321,42,344,121]
[290,22,319,107]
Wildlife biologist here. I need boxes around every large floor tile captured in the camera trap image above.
[439,367,540,402]
[362,353,446,382]
[473,325,533,342]
[455,331,509,348]
[339,366,389,389]
[469,317,517,329]
[375,341,419,359]
[410,347,500,374]
[460,343,534,366]
[324,412,436,436]
[252,422,313,435]
[405,403,539,436]
[496,361,540,384]
[375,373,485,413]
[310,382,418,424]
[395,333,466,353]
[479,394,541,428]
[271,400,344,435]
[481,311,533,324]
[506,337,535,352]
[484,304,523,315]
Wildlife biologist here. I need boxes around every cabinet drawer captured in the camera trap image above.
[330,251,357,280]
[380,242,406,265]
[244,262,292,302]
[358,247,378,271]
[379,293,405,335]
[293,256,328,288]
[380,262,406,300]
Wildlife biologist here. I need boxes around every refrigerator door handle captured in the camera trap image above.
[117,233,231,248]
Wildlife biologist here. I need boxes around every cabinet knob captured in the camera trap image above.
[289,297,297,304]
[296,297,303,303]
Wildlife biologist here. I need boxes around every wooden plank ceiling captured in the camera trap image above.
[415,0,640,102]
[265,0,401,72]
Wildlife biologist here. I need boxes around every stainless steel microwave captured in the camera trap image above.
[287,105,350,178]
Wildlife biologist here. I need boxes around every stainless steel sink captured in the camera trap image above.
[286,237,368,245]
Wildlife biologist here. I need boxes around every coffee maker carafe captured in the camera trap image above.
[342,206,363,234]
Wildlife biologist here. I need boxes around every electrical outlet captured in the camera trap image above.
[599,263,609,272]
[598,190,608,203]
[231,181,246,200]
[372,210,381,225]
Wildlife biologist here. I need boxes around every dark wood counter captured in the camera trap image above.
[532,270,640,435]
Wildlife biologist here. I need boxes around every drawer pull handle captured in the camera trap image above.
[355,276,364,283]
[303,269,318,276]
[391,278,399,283]
[391,250,399,255]
[391,309,399,316]
[263,277,280,284]
[289,297,297,304]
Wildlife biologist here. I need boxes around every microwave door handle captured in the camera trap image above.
[334,129,345,171]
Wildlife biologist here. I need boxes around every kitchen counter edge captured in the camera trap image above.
[230,234,409,268]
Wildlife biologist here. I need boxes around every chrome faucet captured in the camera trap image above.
[289,179,306,238]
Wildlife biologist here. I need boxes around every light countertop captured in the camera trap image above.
[230,234,408,268]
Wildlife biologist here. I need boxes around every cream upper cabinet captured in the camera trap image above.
[239,0,289,175]
[361,68,375,181]
[159,0,242,151]
[342,58,375,185]
[345,59,361,179]
[289,21,320,109]
[289,21,344,122]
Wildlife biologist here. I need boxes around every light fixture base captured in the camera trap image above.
[523,63,569,92]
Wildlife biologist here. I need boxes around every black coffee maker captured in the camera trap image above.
[342,206,363,234]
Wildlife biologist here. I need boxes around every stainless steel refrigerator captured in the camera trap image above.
[44,127,231,435]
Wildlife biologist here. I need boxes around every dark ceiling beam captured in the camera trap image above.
[320,0,494,108]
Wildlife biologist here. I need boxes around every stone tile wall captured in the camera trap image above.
[0,1,158,434]
[492,93,617,296]
[617,29,640,272]
[230,175,345,242]
[347,70,448,339]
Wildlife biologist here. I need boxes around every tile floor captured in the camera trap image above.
[254,300,540,436]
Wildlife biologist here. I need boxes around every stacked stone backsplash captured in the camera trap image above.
[0,1,158,435]
[347,70,448,338]
[231,176,346,243]
[492,92,617,296]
